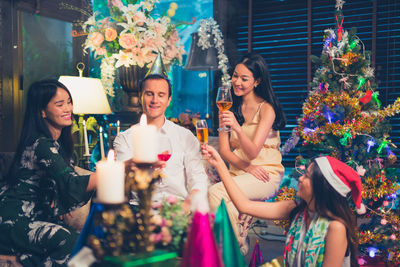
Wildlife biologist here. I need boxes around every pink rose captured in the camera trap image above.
[153,233,163,242]
[104,28,117,42]
[95,46,106,56]
[89,32,104,47]
[110,0,123,8]
[152,202,162,209]
[151,214,163,225]
[119,34,137,49]
[166,195,177,204]
[163,233,172,244]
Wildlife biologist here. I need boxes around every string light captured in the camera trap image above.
[369,247,377,258]
[367,139,375,153]
[377,140,389,154]
[356,77,366,90]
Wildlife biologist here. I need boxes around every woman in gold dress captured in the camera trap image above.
[209,53,286,254]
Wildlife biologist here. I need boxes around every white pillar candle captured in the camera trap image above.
[99,126,105,159]
[132,114,158,163]
[83,120,90,156]
[96,150,125,204]
[117,120,120,135]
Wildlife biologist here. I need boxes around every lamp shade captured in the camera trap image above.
[185,32,219,71]
[59,76,112,114]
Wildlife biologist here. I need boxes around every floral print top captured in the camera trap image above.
[0,134,92,224]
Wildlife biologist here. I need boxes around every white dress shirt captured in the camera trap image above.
[113,119,209,202]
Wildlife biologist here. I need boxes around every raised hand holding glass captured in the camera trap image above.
[196,120,209,144]
[216,86,233,132]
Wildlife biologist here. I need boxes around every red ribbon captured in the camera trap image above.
[336,15,344,41]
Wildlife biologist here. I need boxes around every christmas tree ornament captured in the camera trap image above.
[372,92,382,108]
[356,77,366,90]
[359,90,372,104]
[366,139,375,153]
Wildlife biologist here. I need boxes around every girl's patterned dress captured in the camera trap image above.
[0,134,92,266]
[283,209,350,267]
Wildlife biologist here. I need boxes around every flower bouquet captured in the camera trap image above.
[82,0,185,96]
[150,196,191,255]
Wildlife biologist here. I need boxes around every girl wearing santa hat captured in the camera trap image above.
[202,144,363,267]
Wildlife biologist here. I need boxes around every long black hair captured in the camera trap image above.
[6,79,74,185]
[289,160,358,267]
[231,53,286,130]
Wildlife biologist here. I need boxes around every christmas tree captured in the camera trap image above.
[280,0,400,264]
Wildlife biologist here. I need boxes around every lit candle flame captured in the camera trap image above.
[83,120,86,126]
[107,149,115,162]
[139,114,147,126]
[100,126,103,133]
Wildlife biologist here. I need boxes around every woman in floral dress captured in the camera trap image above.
[0,80,98,266]
[203,145,361,267]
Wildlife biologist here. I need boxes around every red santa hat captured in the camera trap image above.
[315,156,366,214]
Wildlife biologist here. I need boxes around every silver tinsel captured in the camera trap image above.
[335,0,345,10]
[280,128,300,155]
[197,18,231,87]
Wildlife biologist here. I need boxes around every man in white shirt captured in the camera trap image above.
[114,74,208,203]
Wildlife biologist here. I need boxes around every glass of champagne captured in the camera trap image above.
[196,119,209,145]
[216,86,233,132]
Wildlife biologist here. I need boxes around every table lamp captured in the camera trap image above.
[59,63,112,167]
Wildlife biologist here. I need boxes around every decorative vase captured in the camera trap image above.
[118,65,147,113]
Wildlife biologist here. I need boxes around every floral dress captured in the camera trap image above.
[0,134,92,266]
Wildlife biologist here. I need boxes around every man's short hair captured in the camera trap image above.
[139,74,172,97]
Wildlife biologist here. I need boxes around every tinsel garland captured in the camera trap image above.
[272,186,296,229]
[298,92,376,143]
[378,97,400,118]
[359,230,400,265]
[362,176,399,200]
[280,128,300,156]
[197,18,231,87]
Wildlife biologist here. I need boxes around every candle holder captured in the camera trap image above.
[87,203,136,258]
[72,114,97,168]
[86,165,162,260]
[125,167,162,252]
[83,154,92,170]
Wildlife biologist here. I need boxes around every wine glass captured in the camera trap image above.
[216,86,233,132]
[196,120,209,145]
[157,133,172,186]
[157,134,172,162]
